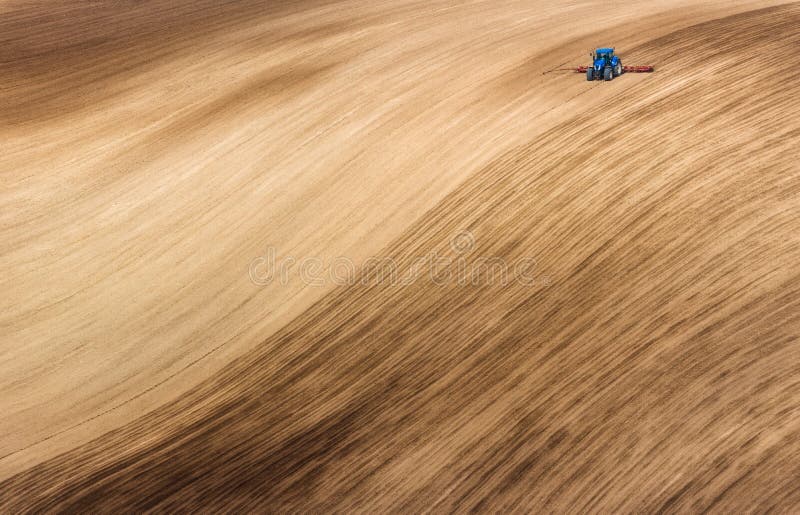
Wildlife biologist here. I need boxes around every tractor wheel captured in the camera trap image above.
[604,67,613,81]
[586,68,594,81]
[614,63,622,77]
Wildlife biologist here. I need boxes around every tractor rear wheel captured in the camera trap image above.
[604,67,613,81]
[614,63,622,76]
[586,68,594,81]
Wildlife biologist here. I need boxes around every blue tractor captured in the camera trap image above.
[587,47,622,81]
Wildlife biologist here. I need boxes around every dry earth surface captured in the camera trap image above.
[1,0,799,511]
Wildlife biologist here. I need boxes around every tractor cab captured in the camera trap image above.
[594,47,614,61]
[592,47,615,68]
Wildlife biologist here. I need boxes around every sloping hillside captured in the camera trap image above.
[1,0,798,511]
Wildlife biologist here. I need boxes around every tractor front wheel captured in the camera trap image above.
[586,68,594,81]
[604,67,613,81]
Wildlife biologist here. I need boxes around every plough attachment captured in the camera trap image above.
[542,48,654,79]
[575,65,654,73]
